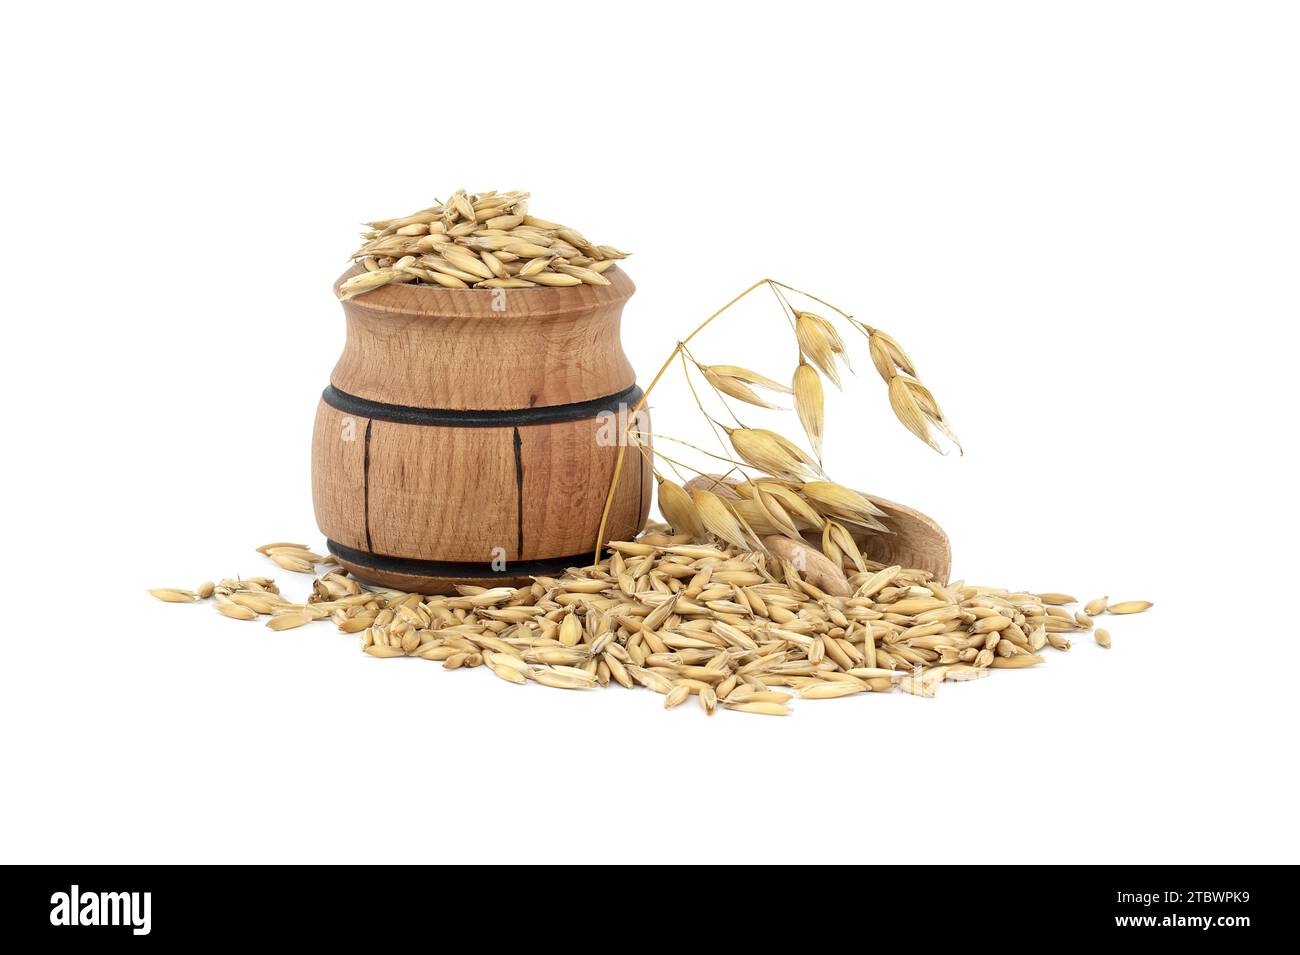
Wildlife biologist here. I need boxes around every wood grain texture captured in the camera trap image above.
[310,400,369,551]
[852,493,951,582]
[350,414,648,563]
[312,270,650,594]
[330,265,637,409]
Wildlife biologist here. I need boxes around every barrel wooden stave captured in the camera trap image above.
[312,400,649,569]
[311,401,368,552]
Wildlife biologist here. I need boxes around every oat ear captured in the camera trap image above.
[708,364,794,394]
[690,488,750,550]
[868,328,916,379]
[825,520,867,573]
[756,479,825,529]
[887,376,943,453]
[792,361,825,463]
[656,477,705,540]
[794,312,844,387]
[797,480,887,525]
[903,378,962,454]
[700,365,786,409]
[751,484,803,540]
[727,427,819,483]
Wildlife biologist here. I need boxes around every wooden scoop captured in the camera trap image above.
[684,476,951,582]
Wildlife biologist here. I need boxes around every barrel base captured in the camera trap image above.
[327,540,598,595]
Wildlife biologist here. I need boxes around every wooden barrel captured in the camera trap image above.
[312,265,651,593]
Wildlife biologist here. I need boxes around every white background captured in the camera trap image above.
[1,1,1296,864]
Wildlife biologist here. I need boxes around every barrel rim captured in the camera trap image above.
[333,263,634,319]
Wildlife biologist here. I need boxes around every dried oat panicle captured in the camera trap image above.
[593,271,968,573]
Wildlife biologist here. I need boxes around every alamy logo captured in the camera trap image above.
[49,884,151,936]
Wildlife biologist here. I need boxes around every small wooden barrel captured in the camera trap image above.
[313,266,651,594]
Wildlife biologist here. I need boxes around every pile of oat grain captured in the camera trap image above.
[149,532,1151,716]
[339,189,628,298]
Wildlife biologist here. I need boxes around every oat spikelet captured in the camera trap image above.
[824,520,866,573]
[727,427,820,482]
[821,522,843,566]
[887,376,942,453]
[708,365,793,395]
[747,480,826,529]
[795,312,846,387]
[656,477,705,540]
[700,365,788,409]
[792,361,825,462]
[867,328,916,381]
[903,378,962,453]
[750,484,802,539]
[690,489,750,550]
[798,481,887,526]
[730,498,784,536]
